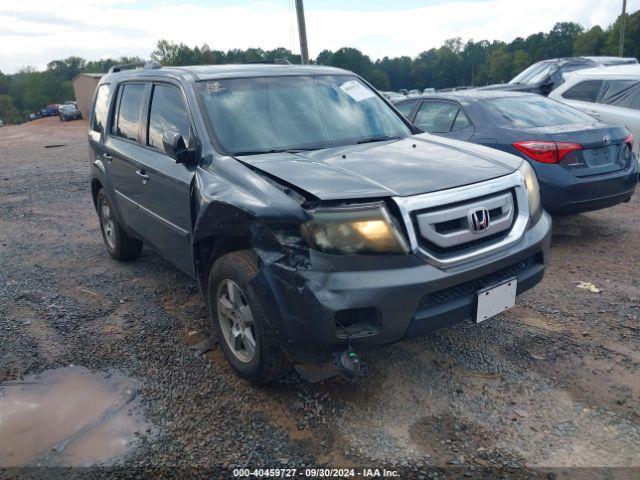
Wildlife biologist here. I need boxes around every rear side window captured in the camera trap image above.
[148,84,191,149]
[561,80,602,102]
[599,80,640,110]
[113,83,145,142]
[414,101,459,133]
[91,84,111,134]
[452,110,471,130]
[483,95,595,128]
[395,100,417,117]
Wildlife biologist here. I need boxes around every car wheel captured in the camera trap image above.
[208,250,292,384]
[96,189,142,261]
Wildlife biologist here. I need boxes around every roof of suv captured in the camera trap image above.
[103,63,351,82]
[565,64,640,79]
[394,90,536,102]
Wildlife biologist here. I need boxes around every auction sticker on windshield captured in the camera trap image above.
[340,80,375,102]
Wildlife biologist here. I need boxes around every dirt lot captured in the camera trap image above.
[1,117,639,478]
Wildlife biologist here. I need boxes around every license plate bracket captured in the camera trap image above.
[475,277,517,323]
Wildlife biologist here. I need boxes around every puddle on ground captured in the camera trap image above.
[0,366,150,467]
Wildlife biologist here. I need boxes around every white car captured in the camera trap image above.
[549,64,640,157]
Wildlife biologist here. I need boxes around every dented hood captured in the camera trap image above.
[235,135,520,200]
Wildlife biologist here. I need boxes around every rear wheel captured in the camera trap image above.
[208,250,291,383]
[97,189,142,261]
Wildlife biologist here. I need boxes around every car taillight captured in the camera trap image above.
[625,133,635,150]
[513,141,582,164]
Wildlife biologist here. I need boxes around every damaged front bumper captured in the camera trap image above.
[251,211,552,364]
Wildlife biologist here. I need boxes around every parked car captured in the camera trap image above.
[380,91,406,101]
[549,64,640,158]
[59,103,82,121]
[90,62,551,383]
[39,104,59,117]
[478,56,638,96]
[394,91,637,214]
[0,119,3,127]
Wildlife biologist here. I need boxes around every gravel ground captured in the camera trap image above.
[1,117,639,479]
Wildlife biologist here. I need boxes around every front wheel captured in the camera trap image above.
[208,250,291,384]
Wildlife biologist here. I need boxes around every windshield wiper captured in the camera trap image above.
[356,136,400,144]
[233,147,318,156]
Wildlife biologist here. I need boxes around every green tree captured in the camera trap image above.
[486,48,513,84]
[573,26,606,55]
[0,94,19,122]
[546,22,584,58]
[607,10,640,58]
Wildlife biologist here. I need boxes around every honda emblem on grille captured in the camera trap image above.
[470,208,491,232]
[603,134,611,145]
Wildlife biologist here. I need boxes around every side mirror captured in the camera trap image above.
[162,130,189,163]
[540,79,554,95]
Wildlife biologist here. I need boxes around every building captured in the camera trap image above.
[72,73,103,119]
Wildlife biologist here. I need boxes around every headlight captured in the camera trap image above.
[519,161,540,216]
[300,203,409,255]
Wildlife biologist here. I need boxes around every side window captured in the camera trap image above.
[561,80,602,103]
[113,83,145,142]
[91,84,111,134]
[598,80,640,110]
[414,101,459,133]
[395,100,417,118]
[452,109,471,131]
[148,84,191,149]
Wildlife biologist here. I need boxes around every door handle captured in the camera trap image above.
[588,110,601,118]
[102,153,113,162]
[136,169,149,183]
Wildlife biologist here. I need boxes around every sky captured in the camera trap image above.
[0,0,638,73]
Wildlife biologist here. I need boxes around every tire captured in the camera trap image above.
[208,250,292,384]
[96,189,142,261]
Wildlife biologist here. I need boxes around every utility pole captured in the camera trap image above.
[619,0,627,57]
[295,0,309,64]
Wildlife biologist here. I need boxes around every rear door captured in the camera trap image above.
[413,100,474,140]
[133,82,196,276]
[103,82,148,231]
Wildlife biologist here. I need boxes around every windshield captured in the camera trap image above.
[509,62,556,85]
[197,75,411,155]
[483,95,596,128]
[60,105,74,111]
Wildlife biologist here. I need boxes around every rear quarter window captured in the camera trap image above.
[599,80,640,110]
[561,80,602,103]
[91,84,111,134]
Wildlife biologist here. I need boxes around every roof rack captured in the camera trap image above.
[245,59,292,65]
[108,60,162,74]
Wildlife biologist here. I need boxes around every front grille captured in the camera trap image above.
[413,190,516,258]
[422,230,509,255]
[417,255,539,311]
[435,218,463,233]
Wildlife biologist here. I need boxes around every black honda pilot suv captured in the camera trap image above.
[89,61,552,383]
